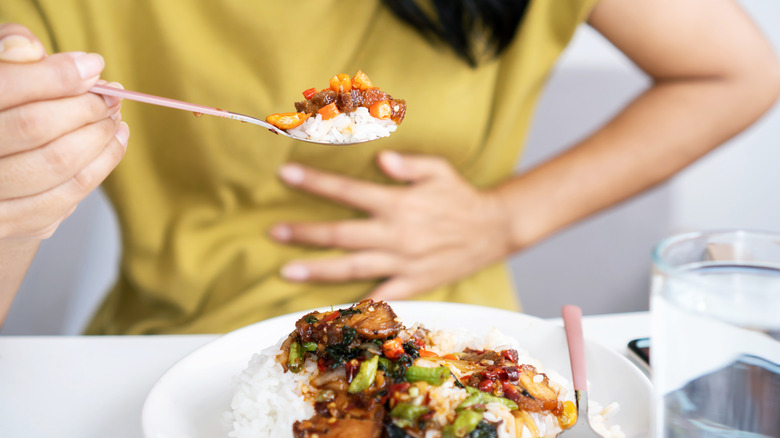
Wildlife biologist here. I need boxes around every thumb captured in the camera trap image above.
[377,150,455,183]
[0,24,47,62]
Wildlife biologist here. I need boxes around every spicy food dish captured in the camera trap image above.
[225,300,624,438]
[266,71,406,143]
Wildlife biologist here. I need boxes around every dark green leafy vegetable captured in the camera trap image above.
[469,421,499,438]
[403,340,421,359]
[323,326,360,367]
[304,315,319,324]
[385,423,412,438]
[378,356,392,371]
[339,307,362,318]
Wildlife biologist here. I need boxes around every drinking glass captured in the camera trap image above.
[651,229,780,437]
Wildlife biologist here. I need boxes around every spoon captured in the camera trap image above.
[558,305,602,437]
[89,84,372,146]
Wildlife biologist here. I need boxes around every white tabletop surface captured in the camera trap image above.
[0,312,649,438]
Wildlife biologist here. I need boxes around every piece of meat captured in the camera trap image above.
[459,349,504,365]
[294,99,318,114]
[389,99,406,124]
[337,89,363,113]
[341,300,402,339]
[293,417,383,438]
[361,88,390,107]
[295,89,338,114]
[293,300,401,348]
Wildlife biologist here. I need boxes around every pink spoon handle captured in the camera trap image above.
[91,84,229,116]
[562,305,587,391]
[89,84,280,133]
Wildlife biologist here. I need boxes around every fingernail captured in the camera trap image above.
[115,121,130,149]
[102,82,124,107]
[381,151,403,174]
[269,224,291,242]
[0,35,32,53]
[278,164,305,185]
[281,264,309,281]
[111,109,122,121]
[0,35,45,61]
[69,52,104,80]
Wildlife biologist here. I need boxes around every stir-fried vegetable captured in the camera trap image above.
[318,102,340,120]
[329,73,352,92]
[348,354,379,393]
[383,337,405,359]
[557,400,578,429]
[351,70,373,91]
[369,100,392,119]
[390,403,430,422]
[405,365,450,386]
[443,409,484,438]
[458,386,519,411]
[265,112,310,129]
[288,341,304,373]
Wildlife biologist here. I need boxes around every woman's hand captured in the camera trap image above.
[0,24,128,241]
[0,23,129,322]
[270,151,514,301]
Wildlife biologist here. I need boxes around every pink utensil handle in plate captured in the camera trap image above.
[562,305,587,391]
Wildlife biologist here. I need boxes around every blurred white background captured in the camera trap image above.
[3,0,779,334]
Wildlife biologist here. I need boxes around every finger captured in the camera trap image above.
[377,150,457,183]
[0,51,105,111]
[0,23,46,62]
[34,203,79,240]
[0,85,122,155]
[366,277,420,302]
[0,115,121,199]
[278,163,394,212]
[280,251,399,283]
[0,122,128,240]
[269,219,392,250]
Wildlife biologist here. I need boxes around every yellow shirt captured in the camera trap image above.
[1,0,598,334]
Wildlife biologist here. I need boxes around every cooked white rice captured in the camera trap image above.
[223,337,316,438]
[286,106,397,143]
[224,327,624,438]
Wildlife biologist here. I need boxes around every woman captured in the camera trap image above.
[0,0,778,334]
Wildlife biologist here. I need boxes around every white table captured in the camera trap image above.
[0,312,649,438]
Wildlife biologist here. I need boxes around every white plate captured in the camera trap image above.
[142,302,651,438]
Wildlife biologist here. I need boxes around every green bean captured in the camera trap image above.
[458,387,518,410]
[390,402,430,421]
[405,365,450,386]
[348,354,379,393]
[302,342,318,352]
[454,409,484,437]
[288,341,304,373]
